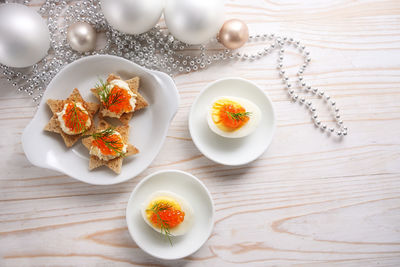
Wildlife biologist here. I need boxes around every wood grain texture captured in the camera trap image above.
[1,0,400,266]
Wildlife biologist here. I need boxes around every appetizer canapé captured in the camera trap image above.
[81,120,139,174]
[207,96,261,138]
[44,88,99,147]
[141,191,194,245]
[91,74,148,125]
[57,102,91,135]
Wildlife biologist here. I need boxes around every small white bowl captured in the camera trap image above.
[126,170,215,260]
[189,77,276,166]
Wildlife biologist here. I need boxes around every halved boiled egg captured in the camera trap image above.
[207,96,261,138]
[141,191,194,236]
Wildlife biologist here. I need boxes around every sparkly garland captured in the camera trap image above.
[0,0,347,136]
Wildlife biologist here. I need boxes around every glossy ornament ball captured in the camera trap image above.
[0,3,50,68]
[100,0,164,35]
[218,19,249,50]
[67,22,97,53]
[164,0,225,45]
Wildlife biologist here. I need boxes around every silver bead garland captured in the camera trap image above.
[0,0,347,137]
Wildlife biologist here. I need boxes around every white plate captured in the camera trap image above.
[126,170,214,260]
[22,55,179,185]
[189,77,276,166]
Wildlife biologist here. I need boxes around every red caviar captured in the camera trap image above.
[62,102,89,134]
[103,85,133,114]
[150,205,185,228]
[91,132,124,156]
[219,104,249,129]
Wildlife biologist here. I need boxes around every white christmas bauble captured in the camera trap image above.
[0,3,50,68]
[164,0,225,45]
[100,0,164,35]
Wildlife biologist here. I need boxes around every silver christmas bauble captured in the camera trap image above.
[164,0,225,45]
[0,3,50,68]
[100,0,164,35]
[67,22,97,53]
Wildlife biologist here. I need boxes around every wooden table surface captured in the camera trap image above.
[1,0,400,266]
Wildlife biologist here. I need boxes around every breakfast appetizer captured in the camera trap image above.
[91,74,148,125]
[208,96,261,138]
[81,120,139,174]
[44,88,99,147]
[141,191,194,245]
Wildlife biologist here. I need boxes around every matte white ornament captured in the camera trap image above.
[164,0,225,45]
[0,3,50,68]
[100,0,164,35]
[67,22,97,53]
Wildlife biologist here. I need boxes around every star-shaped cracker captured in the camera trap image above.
[81,120,139,174]
[91,73,148,125]
[44,88,99,147]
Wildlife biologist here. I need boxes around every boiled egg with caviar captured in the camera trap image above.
[141,191,194,236]
[207,96,261,138]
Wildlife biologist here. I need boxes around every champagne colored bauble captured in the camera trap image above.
[218,19,249,50]
[164,0,225,45]
[0,3,50,68]
[67,22,97,53]
[100,0,164,35]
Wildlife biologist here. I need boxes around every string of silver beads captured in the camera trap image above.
[1,0,347,137]
[225,33,347,137]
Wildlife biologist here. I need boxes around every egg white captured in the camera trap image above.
[207,96,261,138]
[141,190,194,236]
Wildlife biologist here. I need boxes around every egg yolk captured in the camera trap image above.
[212,99,250,131]
[102,85,133,114]
[146,197,185,229]
[91,132,124,156]
[62,102,90,134]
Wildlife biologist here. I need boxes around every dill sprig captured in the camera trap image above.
[65,102,88,133]
[91,127,126,158]
[95,79,124,109]
[226,111,252,121]
[146,203,173,246]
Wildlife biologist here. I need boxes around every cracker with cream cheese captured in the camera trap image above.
[91,74,148,125]
[44,88,99,147]
[81,120,139,174]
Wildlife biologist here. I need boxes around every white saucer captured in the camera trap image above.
[126,170,215,260]
[189,77,276,166]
